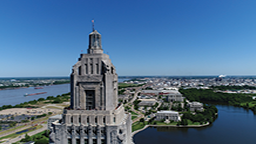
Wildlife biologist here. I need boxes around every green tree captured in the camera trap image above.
[180,119,188,125]
[21,134,31,142]
[37,98,45,101]
[35,138,49,144]
[139,118,145,123]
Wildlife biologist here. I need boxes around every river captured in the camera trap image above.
[0,78,129,107]
[0,84,70,107]
[133,105,256,144]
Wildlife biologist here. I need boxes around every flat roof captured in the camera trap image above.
[49,114,62,119]
[157,110,179,114]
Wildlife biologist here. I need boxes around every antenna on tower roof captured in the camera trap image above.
[92,19,95,31]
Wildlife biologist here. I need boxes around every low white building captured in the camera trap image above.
[138,99,157,106]
[166,93,184,102]
[156,110,181,122]
[188,102,204,112]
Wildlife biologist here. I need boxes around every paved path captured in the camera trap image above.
[131,105,144,123]
[41,104,64,109]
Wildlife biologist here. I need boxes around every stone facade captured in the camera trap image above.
[48,114,62,130]
[49,29,132,144]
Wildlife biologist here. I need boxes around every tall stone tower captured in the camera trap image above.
[49,28,132,144]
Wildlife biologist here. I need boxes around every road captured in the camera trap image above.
[2,124,47,144]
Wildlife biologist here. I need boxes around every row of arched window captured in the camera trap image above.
[77,63,100,75]
[70,116,109,125]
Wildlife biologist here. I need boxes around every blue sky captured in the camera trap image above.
[1,0,256,77]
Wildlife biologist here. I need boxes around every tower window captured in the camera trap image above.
[93,139,97,144]
[90,64,93,74]
[84,139,88,144]
[76,139,80,144]
[71,116,73,124]
[79,116,81,124]
[68,138,72,144]
[86,90,95,110]
[113,117,116,123]
[78,66,81,75]
[85,64,88,74]
[95,117,97,125]
[96,64,99,74]
[103,117,106,124]
[87,117,90,125]
[111,67,114,74]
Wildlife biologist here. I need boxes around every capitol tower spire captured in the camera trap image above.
[88,20,103,54]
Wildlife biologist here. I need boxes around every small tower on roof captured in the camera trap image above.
[88,20,103,54]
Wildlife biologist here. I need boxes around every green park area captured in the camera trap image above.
[11,130,49,144]
[131,116,138,120]
[180,87,256,113]
[132,121,147,132]
[118,83,144,89]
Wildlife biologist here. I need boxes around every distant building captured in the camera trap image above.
[166,92,184,102]
[118,95,129,102]
[141,89,181,96]
[156,111,180,121]
[138,99,157,106]
[188,102,204,112]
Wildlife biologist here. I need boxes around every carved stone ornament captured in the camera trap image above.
[110,130,119,144]
[49,130,56,142]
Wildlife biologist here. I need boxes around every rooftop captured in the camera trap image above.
[157,110,179,114]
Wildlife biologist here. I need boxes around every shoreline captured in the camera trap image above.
[132,122,210,136]
[0,83,70,91]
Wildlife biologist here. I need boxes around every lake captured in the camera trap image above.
[133,105,256,144]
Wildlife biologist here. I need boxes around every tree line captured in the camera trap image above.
[179,88,256,113]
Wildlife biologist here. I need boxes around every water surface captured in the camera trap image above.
[134,105,256,144]
[0,84,70,106]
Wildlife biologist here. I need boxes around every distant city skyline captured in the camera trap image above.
[1,0,256,77]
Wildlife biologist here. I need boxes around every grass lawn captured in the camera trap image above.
[0,125,43,140]
[0,125,26,136]
[187,120,201,125]
[240,101,256,107]
[32,130,48,137]
[118,83,142,89]
[130,111,139,115]
[132,116,137,120]
[45,106,63,109]
[155,121,177,126]
[132,122,146,132]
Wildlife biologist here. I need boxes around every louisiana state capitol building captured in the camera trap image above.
[49,28,132,144]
